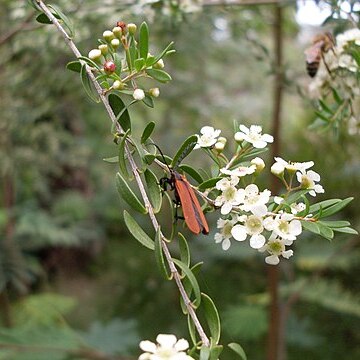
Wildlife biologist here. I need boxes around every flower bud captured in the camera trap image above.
[251,157,265,173]
[116,21,127,33]
[111,38,120,49]
[234,131,245,143]
[285,164,297,176]
[217,136,227,145]
[133,88,145,101]
[104,61,116,75]
[88,49,102,61]
[153,59,164,69]
[271,162,285,177]
[127,23,137,35]
[113,80,125,90]
[98,44,108,55]
[112,26,122,38]
[103,30,115,42]
[149,87,160,98]
[214,141,225,152]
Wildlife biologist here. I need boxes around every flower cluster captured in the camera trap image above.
[195,125,325,265]
[84,22,172,103]
[307,28,360,134]
[138,334,194,360]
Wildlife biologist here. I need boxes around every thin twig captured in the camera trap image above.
[35,0,210,347]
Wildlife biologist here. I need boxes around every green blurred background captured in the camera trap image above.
[0,0,359,359]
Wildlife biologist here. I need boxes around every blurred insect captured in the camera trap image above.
[305,32,335,77]
[153,144,209,235]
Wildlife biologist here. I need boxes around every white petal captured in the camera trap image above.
[245,184,258,195]
[222,238,231,250]
[175,339,189,352]
[282,250,293,259]
[214,233,223,243]
[139,341,157,353]
[138,353,151,360]
[307,170,320,181]
[252,140,267,149]
[314,184,324,193]
[200,126,214,135]
[231,225,247,241]
[239,124,249,134]
[262,134,274,143]
[251,204,268,217]
[221,202,232,215]
[289,220,302,236]
[250,234,266,249]
[156,334,177,348]
[265,255,280,265]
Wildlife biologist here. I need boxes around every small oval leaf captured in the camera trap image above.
[202,293,221,344]
[118,130,131,178]
[116,173,147,214]
[154,228,171,280]
[109,94,131,132]
[198,177,223,191]
[144,169,162,213]
[66,60,82,73]
[228,343,247,360]
[141,122,156,144]
[139,22,149,60]
[123,210,154,250]
[80,64,100,103]
[171,135,198,169]
[178,233,190,267]
[146,69,172,83]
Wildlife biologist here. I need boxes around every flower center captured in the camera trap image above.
[268,239,284,255]
[278,220,289,234]
[222,222,233,238]
[245,215,263,235]
[223,186,237,201]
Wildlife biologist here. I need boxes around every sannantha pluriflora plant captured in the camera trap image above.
[307,27,360,134]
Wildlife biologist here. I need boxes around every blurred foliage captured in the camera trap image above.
[0,0,359,359]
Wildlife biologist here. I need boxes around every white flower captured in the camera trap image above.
[290,202,306,214]
[139,334,194,360]
[88,49,102,61]
[251,157,265,172]
[215,176,245,215]
[336,28,360,52]
[296,170,324,197]
[240,184,271,217]
[234,125,273,148]
[231,214,266,249]
[338,54,358,72]
[259,235,294,265]
[214,216,238,250]
[133,88,146,101]
[272,157,314,174]
[264,213,302,241]
[194,126,221,149]
[220,165,256,178]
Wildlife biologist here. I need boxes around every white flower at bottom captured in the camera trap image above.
[264,213,302,241]
[139,334,194,360]
[259,235,294,265]
[194,126,221,149]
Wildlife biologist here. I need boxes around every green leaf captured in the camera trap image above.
[151,41,175,65]
[139,22,149,60]
[123,210,154,250]
[132,138,146,170]
[178,233,190,267]
[202,293,221,344]
[309,199,340,213]
[187,314,197,346]
[113,53,122,75]
[48,4,74,38]
[333,227,358,235]
[154,228,171,279]
[103,156,118,163]
[172,258,201,308]
[318,220,351,228]
[228,343,247,360]
[108,94,131,132]
[179,164,204,184]
[35,12,59,24]
[141,122,155,144]
[171,135,198,169]
[284,190,309,206]
[129,38,138,69]
[301,220,320,235]
[198,177,222,191]
[146,69,172,83]
[78,56,102,70]
[144,169,162,213]
[134,58,145,72]
[118,130,131,179]
[317,223,334,240]
[66,60,82,73]
[142,94,154,108]
[116,173,147,214]
[319,99,333,114]
[318,197,354,218]
[80,64,100,103]
[210,344,223,360]
[200,346,210,360]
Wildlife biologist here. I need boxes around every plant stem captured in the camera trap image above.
[35,0,210,347]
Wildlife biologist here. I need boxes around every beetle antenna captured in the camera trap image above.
[148,142,172,173]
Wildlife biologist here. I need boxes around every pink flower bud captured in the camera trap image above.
[104,61,116,75]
